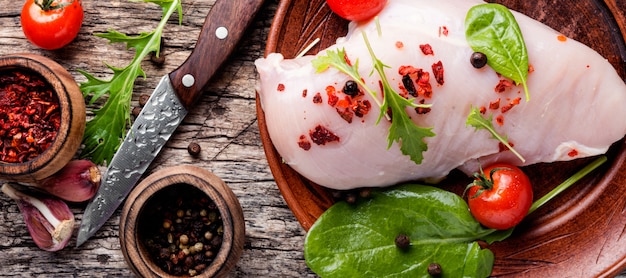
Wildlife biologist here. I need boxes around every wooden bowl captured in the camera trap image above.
[119,165,245,278]
[0,53,86,182]
[256,0,626,277]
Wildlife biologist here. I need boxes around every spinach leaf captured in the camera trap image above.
[465,3,530,101]
[304,185,495,277]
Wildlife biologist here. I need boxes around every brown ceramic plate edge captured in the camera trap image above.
[256,0,626,276]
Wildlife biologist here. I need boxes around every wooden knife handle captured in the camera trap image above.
[169,0,265,108]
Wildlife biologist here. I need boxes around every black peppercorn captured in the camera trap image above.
[187,142,201,156]
[395,233,410,250]
[470,52,488,69]
[342,80,359,96]
[139,94,150,107]
[427,262,442,276]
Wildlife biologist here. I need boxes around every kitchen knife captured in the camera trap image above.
[76,0,265,247]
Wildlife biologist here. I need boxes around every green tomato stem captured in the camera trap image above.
[527,155,607,215]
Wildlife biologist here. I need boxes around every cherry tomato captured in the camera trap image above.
[326,0,388,22]
[466,163,533,230]
[21,0,84,50]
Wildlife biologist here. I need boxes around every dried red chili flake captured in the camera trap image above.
[568,149,579,157]
[501,97,521,113]
[336,108,353,123]
[498,141,515,152]
[343,51,353,67]
[495,115,505,126]
[432,61,444,85]
[416,71,433,98]
[297,135,312,151]
[309,125,340,145]
[399,65,419,76]
[415,99,431,114]
[326,86,339,107]
[439,26,449,37]
[528,64,535,74]
[495,79,513,93]
[277,83,285,92]
[302,89,308,98]
[0,70,60,163]
[489,98,500,110]
[479,106,487,114]
[395,41,404,49]
[312,92,323,104]
[419,44,434,56]
[353,99,372,117]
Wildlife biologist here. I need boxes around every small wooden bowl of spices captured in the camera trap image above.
[0,53,85,182]
[119,165,245,278]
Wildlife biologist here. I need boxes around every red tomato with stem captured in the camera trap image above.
[326,0,388,22]
[466,163,533,230]
[21,0,84,50]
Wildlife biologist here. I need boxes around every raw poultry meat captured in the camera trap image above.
[255,0,626,190]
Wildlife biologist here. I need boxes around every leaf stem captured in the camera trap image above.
[528,155,607,215]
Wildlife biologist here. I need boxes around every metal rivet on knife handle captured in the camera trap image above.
[216,27,228,39]
[182,74,195,88]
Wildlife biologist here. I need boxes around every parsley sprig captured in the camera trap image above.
[312,32,435,164]
[78,0,183,165]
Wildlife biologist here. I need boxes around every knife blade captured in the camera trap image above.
[77,0,265,247]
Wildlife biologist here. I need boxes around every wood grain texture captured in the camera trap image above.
[258,0,626,277]
[0,0,317,277]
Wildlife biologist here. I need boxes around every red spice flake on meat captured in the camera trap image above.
[439,26,449,37]
[277,83,285,92]
[501,97,521,113]
[326,86,339,107]
[309,125,340,145]
[312,92,323,104]
[399,66,433,98]
[302,89,308,98]
[297,135,312,151]
[336,108,353,123]
[495,79,513,93]
[353,99,372,117]
[336,97,351,109]
[528,64,535,74]
[432,61,444,85]
[495,115,505,126]
[489,98,500,110]
[343,52,353,67]
[419,44,434,55]
[415,99,431,114]
[568,149,579,157]
[399,65,419,76]
[479,106,487,114]
[396,41,404,49]
[498,141,515,152]
[0,70,60,163]
[557,35,567,42]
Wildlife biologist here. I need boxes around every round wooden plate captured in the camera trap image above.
[256,0,626,276]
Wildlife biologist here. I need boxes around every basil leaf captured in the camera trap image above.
[465,3,530,101]
[304,185,495,277]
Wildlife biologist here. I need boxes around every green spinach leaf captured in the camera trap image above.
[305,185,495,277]
[465,3,530,101]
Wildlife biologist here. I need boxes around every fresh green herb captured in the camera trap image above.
[78,0,183,165]
[305,156,607,277]
[465,3,530,101]
[466,106,525,162]
[311,33,435,165]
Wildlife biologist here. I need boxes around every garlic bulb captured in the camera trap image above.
[1,183,74,252]
[36,159,101,203]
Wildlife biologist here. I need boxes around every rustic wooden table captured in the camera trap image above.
[0,0,624,277]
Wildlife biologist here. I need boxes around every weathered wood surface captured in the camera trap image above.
[0,0,316,277]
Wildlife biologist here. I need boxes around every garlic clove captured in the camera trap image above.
[1,183,75,252]
[36,159,101,203]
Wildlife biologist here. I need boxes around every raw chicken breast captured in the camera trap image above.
[255,0,626,190]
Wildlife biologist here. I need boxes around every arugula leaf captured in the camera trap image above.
[465,3,530,101]
[79,0,183,165]
[311,34,435,165]
[466,106,525,162]
[305,185,495,278]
